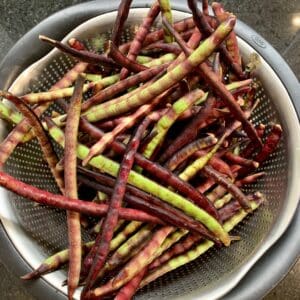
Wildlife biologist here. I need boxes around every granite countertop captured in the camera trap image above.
[0,0,299,299]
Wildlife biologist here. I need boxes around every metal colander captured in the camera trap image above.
[1,8,300,300]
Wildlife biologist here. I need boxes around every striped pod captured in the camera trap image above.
[179,133,226,182]
[84,226,174,298]
[111,0,133,46]
[212,2,241,66]
[159,79,252,163]
[0,91,64,192]
[159,0,174,43]
[202,165,252,212]
[39,35,117,67]
[142,88,205,160]
[83,113,161,291]
[47,123,230,246]
[81,63,168,111]
[163,13,261,148]
[106,40,148,73]
[118,17,195,53]
[0,170,163,224]
[82,88,173,165]
[165,135,218,171]
[63,76,85,299]
[22,220,143,280]
[83,17,236,123]
[112,226,174,287]
[77,119,221,221]
[120,1,161,79]
[114,268,148,300]
[187,0,244,78]
[0,61,88,167]
[139,199,263,288]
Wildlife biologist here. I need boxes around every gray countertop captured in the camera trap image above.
[0,0,299,299]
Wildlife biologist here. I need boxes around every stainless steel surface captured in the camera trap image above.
[0,7,300,300]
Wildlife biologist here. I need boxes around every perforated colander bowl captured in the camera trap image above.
[0,4,300,300]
